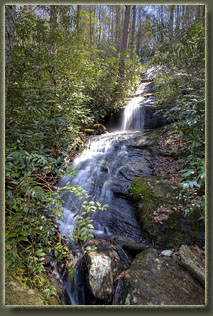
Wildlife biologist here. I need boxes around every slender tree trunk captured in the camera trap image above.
[50,5,58,33]
[169,5,175,41]
[160,5,164,41]
[182,5,186,28]
[176,5,180,32]
[120,5,132,77]
[115,6,121,52]
[89,5,92,44]
[76,5,81,34]
[120,5,132,53]
[185,5,190,26]
[5,5,16,97]
[130,5,136,51]
[111,6,114,43]
[97,6,102,47]
[136,6,142,56]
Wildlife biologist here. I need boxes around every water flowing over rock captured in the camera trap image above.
[56,67,205,305]
[113,248,205,305]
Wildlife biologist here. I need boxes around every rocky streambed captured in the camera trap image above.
[58,73,205,306]
[60,126,205,306]
[5,70,205,306]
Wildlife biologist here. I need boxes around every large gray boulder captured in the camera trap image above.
[84,239,130,303]
[113,248,205,305]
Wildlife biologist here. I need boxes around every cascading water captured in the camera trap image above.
[57,74,154,305]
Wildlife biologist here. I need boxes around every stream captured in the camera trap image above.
[57,72,156,305]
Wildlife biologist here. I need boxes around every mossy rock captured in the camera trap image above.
[113,248,205,305]
[130,176,204,248]
[5,269,64,305]
[84,128,96,135]
[84,124,106,135]
[93,124,106,134]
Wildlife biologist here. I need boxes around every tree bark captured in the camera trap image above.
[176,5,180,32]
[120,5,132,53]
[115,6,121,52]
[119,5,132,77]
[169,5,175,41]
[160,5,164,41]
[76,5,81,33]
[136,6,143,56]
[130,5,136,51]
[5,5,16,97]
[50,5,58,32]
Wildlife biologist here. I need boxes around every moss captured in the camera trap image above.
[5,269,64,306]
[93,123,106,132]
[84,129,96,135]
[130,176,204,248]
[130,178,154,202]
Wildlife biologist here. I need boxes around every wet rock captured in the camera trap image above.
[84,239,130,303]
[177,245,205,287]
[144,105,168,129]
[84,124,106,135]
[130,176,205,248]
[161,249,173,257]
[113,248,205,305]
[93,124,106,134]
[84,128,96,135]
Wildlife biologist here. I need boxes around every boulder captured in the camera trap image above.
[130,176,205,248]
[113,248,205,305]
[93,123,106,134]
[5,269,64,305]
[84,239,130,303]
[144,105,168,129]
[177,245,205,286]
[84,124,106,135]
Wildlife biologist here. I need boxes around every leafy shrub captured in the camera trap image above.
[149,21,205,217]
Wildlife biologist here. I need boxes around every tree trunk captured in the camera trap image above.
[5,5,16,97]
[120,5,132,77]
[50,5,58,33]
[176,5,180,32]
[169,5,175,41]
[130,5,136,51]
[160,5,164,41]
[136,6,143,56]
[115,6,121,52]
[89,5,92,44]
[76,5,81,33]
[98,6,102,47]
[185,5,190,26]
[120,5,132,53]
[182,5,185,29]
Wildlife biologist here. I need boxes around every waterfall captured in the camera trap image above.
[121,96,145,131]
[57,77,153,305]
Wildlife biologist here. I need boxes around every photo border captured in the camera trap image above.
[0,0,212,315]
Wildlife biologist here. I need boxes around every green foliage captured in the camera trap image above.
[149,21,205,218]
[57,184,108,243]
[5,6,143,286]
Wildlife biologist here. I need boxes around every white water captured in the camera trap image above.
[58,93,146,239]
[121,96,145,131]
[56,68,159,305]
